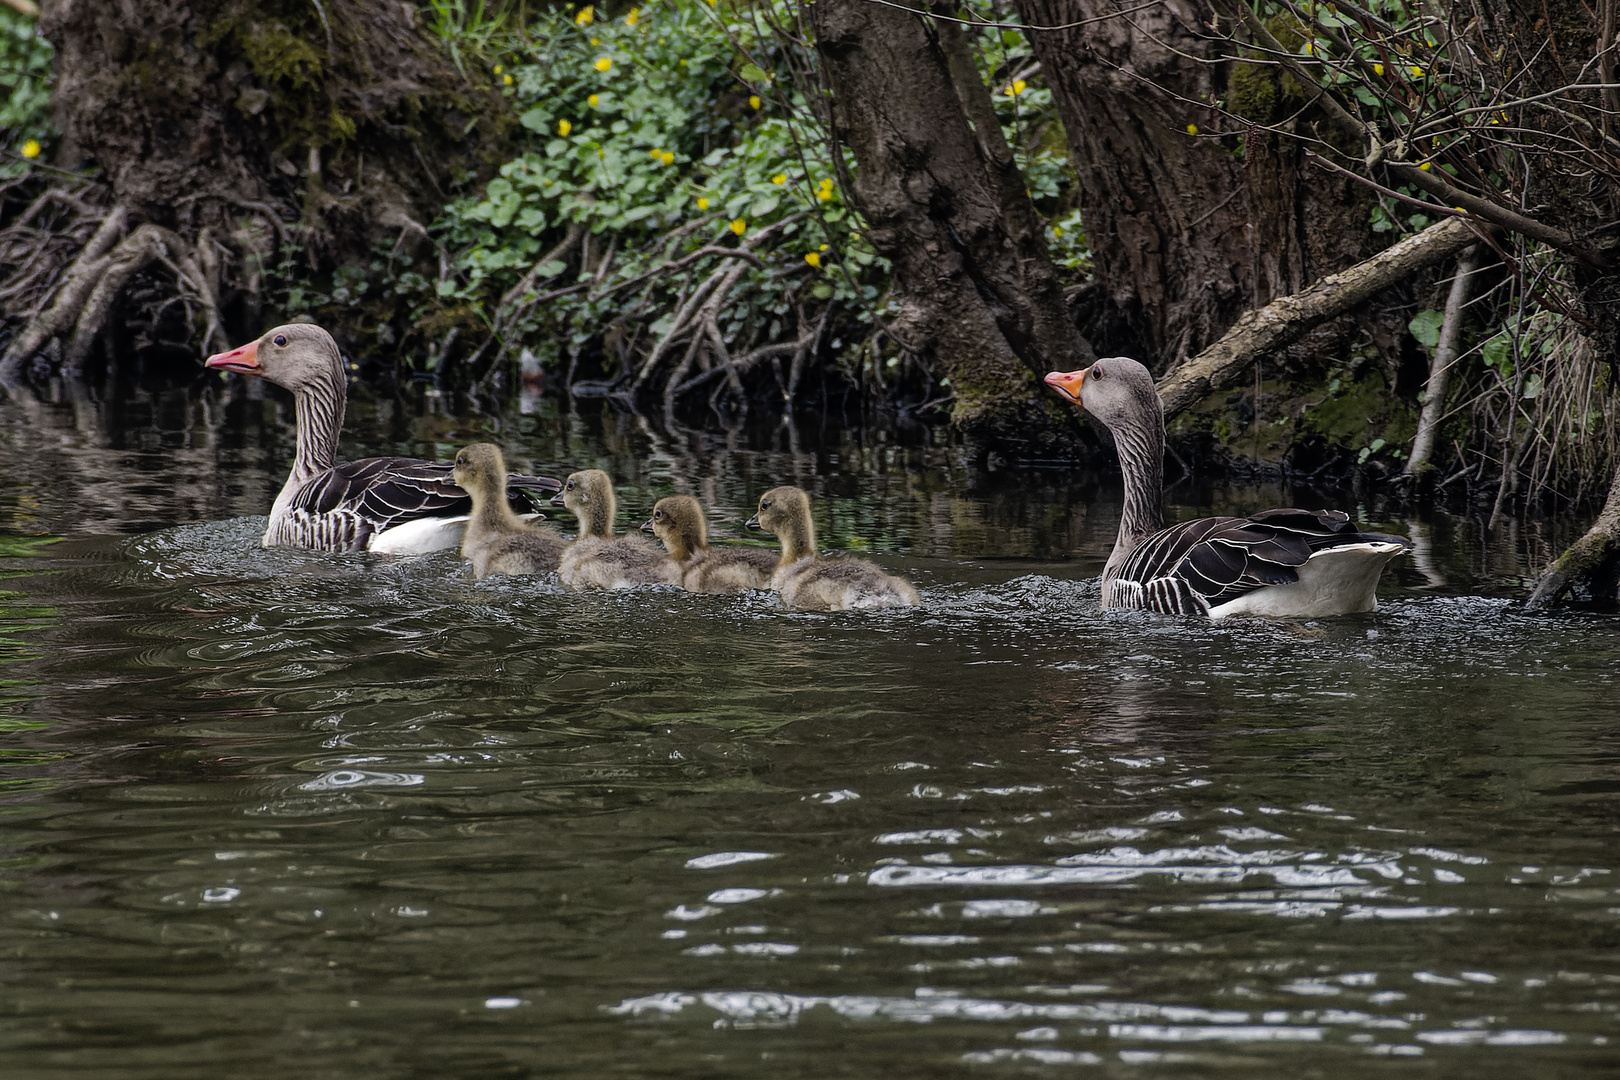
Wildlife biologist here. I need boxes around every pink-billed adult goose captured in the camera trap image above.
[1044,357,1409,619]
[206,324,560,553]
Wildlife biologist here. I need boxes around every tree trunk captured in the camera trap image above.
[1016,0,1376,371]
[808,0,1089,444]
[1526,465,1620,609]
[1404,245,1484,485]
[3,0,499,379]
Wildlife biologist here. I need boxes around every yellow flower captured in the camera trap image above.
[594,57,612,72]
[1419,161,1432,170]
[819,244,828,251]
[816,189,831,202]
[625,7,640,26]
[749,95,761,110]
[575,5,594,26]
[771,173,787,185]
[661,151,674,165]
[697,196,710,210]
[650,148,662,159]
[1186,123,1198,135]
[1373,62,1385,76]
[503,74,513,86]
[1409,65,1425,78]
[590,37,599,45]
[1301,41,1314,55]
[1005,79,1027,97]
[1053,225,1064,238]
[730,218,746,236]
[558,119,572,136]
[588,94,599,108]
[819,177,833,189]
[20,139,41,159]
[493,64,504,75]
[805,252,820,267]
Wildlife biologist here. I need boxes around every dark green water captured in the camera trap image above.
[1,378,1617,1078]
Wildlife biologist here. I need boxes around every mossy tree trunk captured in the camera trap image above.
[3,0,502,381]
[807,0,1089,446]
[1015,0,1376,372]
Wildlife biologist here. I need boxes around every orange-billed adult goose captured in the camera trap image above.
[551,469,681,589]
[452,443,567,578]
[746,486,919,611]
[206,324,560,553]
[643,495,777,594]
[1044,357,1410,619]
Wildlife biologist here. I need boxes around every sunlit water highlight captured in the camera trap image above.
[1,381,1617,1077]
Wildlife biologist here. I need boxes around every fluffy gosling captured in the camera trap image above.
[551,469,681,590]
[452,443,566,578]
[644,495,777,594]
[747,486,919,611]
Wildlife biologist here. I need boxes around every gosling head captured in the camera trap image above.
[205,322,345,396]
[746,486,816,560]
[1043,356,1162,435]
[644,495,707,560]
[452,443,507,495]
[551,469,617,537]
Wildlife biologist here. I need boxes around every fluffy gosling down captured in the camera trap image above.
[452,444,567,579]
[552,469,681,590]
[747,486,919,611]
[644,495,778,595]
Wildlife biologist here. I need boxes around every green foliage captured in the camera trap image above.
[1,9,54,176]
[415,0,1087,382]
[1408,308,1443,350]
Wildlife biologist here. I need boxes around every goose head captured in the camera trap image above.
[206,323,345,396]
[551,469,617,538]
[452,443,507,499]
[1043,356,1163,434]
[643,495,707,561]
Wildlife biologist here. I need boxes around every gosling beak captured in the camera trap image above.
[205,339,261,375]
[639,518,655,534]
[1043,368,1086,404]
[549,492,567,507]
[744,514,762,531]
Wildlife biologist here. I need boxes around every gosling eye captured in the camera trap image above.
[565,481,575,490]
[273,334,288,347]
[761,500,771,510]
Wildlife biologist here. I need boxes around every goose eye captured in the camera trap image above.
[1091,364,1104,379]
[273,334,288,347]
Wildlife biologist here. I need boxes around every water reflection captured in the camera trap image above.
[0,374,1616,1077]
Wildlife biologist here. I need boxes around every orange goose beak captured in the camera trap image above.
[206,339,261,375]
[1043,368,1086,404]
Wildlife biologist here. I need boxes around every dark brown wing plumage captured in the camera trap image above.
[1111,508,1409,615]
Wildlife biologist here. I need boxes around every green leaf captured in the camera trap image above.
[1408,309,1444,349]
[1521,373,1544,399]
[536,260,568,279]
[519,106,550,132]
[738,63,767,83]
[1481,333,1513,375]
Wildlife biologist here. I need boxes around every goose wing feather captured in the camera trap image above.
[1115,509,1402,615]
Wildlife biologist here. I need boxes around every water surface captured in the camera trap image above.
[1,377,1616,1078]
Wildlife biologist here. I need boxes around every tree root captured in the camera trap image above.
[1,207,229,386]
[1526,464,1620,609]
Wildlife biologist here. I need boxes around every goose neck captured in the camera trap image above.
[1111,418,1165,562]
[290,373,345,484]
[581,490,616,540]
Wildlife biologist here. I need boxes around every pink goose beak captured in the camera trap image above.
[206,339,261,375]
[1043,368,1086,404]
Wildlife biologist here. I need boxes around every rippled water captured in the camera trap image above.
[1,377,1617,1077]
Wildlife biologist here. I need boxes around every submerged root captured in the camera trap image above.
[1,201,231,386]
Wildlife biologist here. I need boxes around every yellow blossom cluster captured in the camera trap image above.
[730,218,746,236]
[650,148,674,165]
[575,5,593,26]
[558,119,573,136]
[625,7,640,26]
[816,177,834,202]
[21,139,41,159]
[595,57,612,72]
[1004,79,1027,97]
